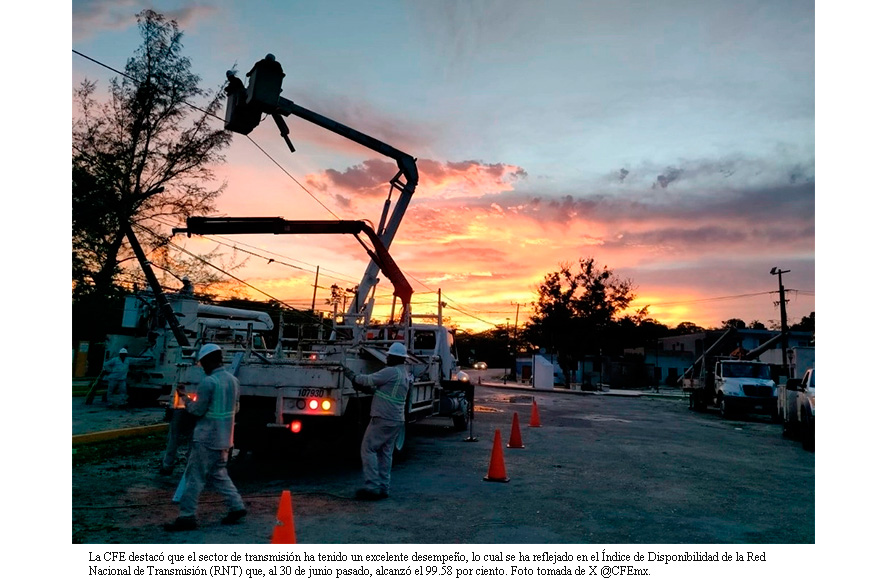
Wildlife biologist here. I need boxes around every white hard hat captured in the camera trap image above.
[387,342,408,358]
[119,348,128,354]
[197,343,222,361]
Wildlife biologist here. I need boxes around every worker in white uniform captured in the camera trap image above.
[102,348,130,407]
[344,342,410,500]
[164,344,246,531]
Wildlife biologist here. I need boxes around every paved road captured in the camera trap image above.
[72,383,813,544]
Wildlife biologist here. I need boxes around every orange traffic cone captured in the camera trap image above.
[483,430,510,482]
[530,399,542,428]
[271,490,297,544]
[507,412,525,448]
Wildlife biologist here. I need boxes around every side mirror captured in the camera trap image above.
[785,378,803,391]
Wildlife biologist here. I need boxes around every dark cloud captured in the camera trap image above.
[454,178,814,229]
[417,159,527,182]
[73,1,218,41]
[654,167,683,189]
[324,159,396,195]
[606,223,814,251]
[333,194,353,209]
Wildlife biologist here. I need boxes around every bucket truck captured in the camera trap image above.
[108,54,472,456]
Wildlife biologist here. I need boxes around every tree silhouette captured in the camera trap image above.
[524,258,635,388]
[73,9,233,364]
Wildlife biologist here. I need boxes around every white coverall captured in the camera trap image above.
[102,355,129,405]
[176,365,245,519]
[351,364,410,496]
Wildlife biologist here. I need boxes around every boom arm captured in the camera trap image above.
[223,55,419,325]
[174,217,414,323]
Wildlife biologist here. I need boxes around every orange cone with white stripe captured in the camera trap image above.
[483,430,510,482]
[271,490,296,544]
[530,399,542,428]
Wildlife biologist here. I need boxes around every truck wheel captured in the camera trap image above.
[127,387,161,407]
[800,411,815,451]
[718,395,730,419]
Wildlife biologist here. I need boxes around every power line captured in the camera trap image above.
[243,135,343,219]
[650,289,812,308]
[72,49,342,220]
[72,51,528,329]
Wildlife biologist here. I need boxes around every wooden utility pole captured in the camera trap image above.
[771,267,791,375]
[311,265,320,312]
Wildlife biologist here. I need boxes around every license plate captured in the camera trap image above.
[299,388,325,397]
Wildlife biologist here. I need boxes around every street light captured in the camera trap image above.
[770,267,791,375]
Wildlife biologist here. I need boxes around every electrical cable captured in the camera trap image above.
[73,49,343,221]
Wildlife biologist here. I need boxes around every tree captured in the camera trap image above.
[673,321,705,335]
[73,9,231,303]
[720,318,747,330]
[791,312,815,333]
[524,258,635,388]
[73,10,233,363]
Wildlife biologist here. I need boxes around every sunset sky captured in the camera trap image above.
[71,0,816,333]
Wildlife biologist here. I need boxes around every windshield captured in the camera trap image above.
[721,363,772,379]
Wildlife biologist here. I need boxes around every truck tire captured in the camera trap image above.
[127,387,161,406]
[718,395,731,419]
[800,409,814,451]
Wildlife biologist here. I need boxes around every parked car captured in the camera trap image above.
[473,361,488,370]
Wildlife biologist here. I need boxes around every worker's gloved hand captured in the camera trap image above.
[343,368,357,383]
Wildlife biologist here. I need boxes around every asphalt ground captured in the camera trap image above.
[71,378,813,544]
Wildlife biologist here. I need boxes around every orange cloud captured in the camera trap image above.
[189,155,813,334]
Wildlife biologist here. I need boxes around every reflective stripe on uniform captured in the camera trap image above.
[373,371,405,404]
[205,371,235,420]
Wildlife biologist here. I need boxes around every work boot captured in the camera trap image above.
[163,516,197,532]
[354,488,383,501]
[221,509,247,525]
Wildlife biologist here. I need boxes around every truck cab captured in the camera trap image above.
[714,360,776,418]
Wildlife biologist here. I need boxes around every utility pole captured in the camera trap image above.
[310,265,320,312]
[770,267,791,376]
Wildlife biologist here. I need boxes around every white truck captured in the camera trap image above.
[104,293,274,404]
[107,291,471,455]
[775,346,815,425]
[683,358,777,418]
[780,368,815,451]
[103,53,474,456]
